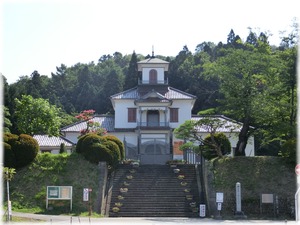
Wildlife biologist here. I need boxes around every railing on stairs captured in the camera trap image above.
[184,149,202,164]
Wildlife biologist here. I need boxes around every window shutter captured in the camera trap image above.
[128,108,137,122]
[170,108,178,122]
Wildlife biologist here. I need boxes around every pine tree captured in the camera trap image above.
[124,51,138,90]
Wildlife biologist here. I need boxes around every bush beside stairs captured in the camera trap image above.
[109,164,201,217]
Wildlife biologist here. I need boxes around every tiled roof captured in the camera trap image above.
[111,86,196,100]
[110,87,139,99]
[137,58,169,64]
[191,115,242,133]
[61,115,115,132]
[166,87,197,99]
[33,135,74,147]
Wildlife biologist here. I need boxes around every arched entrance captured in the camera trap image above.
[149,69,157,84]
[140,134,172,164]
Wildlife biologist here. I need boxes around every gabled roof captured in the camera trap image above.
[141,89,166,99]
[191,115,242,133]
[60,115,115,132]
[110,86,196,100]
[33,135,74,147]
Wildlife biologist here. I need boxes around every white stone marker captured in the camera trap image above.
[236,182,242,212]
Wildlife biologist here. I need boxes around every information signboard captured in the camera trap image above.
[216,192,224,203]
[261,194,274,204]
[83,188,89,202]
[46,186,73,210]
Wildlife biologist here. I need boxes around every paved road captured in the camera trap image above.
[7,212,298,225]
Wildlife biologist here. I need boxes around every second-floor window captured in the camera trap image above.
[170,108,178,122]
[128,108,137,122]
[149,69,157,84]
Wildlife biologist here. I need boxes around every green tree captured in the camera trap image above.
[14,95,61,136]
[226,29,244,49]
[124,51,138,90]
[3,167,16,181]
[202,132,231,160]
[75,109,107,136]
[204,48,281,156]
[98,64,123,113]
[174,116,234,158]
[3,106,12,133]
[59,143,66,154]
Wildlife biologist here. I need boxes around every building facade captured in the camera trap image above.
[59,56,255,164]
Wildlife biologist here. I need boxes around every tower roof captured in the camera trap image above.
[137,57,169,71]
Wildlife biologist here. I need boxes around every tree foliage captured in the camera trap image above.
[75,109,107,136]
[203,46,283,155]
[14,95,62,136]
[174,117,233,158]
[3,106,12,133]
[202,133,231,160]
[3,24,298,156]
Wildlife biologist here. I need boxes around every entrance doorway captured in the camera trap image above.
[147,110,159,126]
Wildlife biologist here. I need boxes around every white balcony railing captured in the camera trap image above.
[138,79,168,85]
[138,122,169,127]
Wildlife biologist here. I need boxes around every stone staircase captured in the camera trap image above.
[109,164,200,217]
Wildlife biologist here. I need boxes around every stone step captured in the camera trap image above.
[109,164,200,217]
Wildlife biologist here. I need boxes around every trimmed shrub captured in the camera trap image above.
[14,134,39,168]
[203,132,231,160]
[103,135,125,160]
[101,139,121,166]
[4,142,16,168]
[77,133,123,166]
[3,133,39,168]
[83,143,113,165]
[75,133,90,153]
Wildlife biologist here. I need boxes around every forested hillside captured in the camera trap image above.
[2,27,298,156]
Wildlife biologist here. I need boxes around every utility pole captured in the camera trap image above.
[5,170,12,222]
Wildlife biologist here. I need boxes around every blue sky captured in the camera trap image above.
[1,0,298,84]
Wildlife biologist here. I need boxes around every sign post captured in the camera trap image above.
[215,192,223,219]
[83,188,92,216]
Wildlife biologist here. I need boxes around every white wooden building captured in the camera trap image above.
[59,56,255,164]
